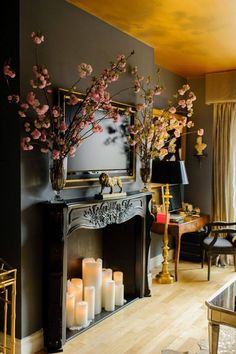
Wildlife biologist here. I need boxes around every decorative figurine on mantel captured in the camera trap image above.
[95,173,127,199]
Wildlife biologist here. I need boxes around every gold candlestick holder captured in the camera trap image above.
[0,259,17,354]
[151,160,189,284]
[156,184,174,284]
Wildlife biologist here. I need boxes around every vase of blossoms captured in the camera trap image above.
[127,66,202,191]
[6,31,134,201]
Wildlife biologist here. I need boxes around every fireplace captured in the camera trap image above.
[42,191,153,352]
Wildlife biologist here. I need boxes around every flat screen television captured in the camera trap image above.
[58,88,136,188]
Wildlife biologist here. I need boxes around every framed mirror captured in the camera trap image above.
[58,88,136,188]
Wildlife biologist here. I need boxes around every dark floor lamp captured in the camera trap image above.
[151,160,189,284]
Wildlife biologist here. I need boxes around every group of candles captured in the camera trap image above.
[66,258,125,329]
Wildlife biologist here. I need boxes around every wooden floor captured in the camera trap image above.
[37,261,236,354]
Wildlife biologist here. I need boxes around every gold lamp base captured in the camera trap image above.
[156,183,175,285]
[156,271,174,284]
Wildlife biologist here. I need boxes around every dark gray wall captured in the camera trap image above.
[0,0,21,338]
[154,65,186,108]
[0,0,201,340]
[20,0,157,204]
[185,77,213,216]
[19,0,156,339]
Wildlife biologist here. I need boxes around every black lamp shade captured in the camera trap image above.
[151,160,189,185]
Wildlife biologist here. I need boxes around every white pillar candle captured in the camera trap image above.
[83,258,102,314]
[102,268,113,308]
[70,278,83,302]
[67,279,74,294]
[113,271,123,285]
[104,280,115,312]
[67,279,71,288]
[71,278,83,286]
[115,284,124,306]
[103,268,112,281]
[75,301,88,327]
[84,286,95,320]
[66,292,75,328]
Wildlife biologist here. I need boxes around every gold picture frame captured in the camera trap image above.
[58,88,136,189]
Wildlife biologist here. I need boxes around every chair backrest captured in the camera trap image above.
[206,221,236,240]
[201,222,236,280]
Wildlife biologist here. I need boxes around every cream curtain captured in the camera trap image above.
[212,103,236,266]
[212,102,236,221]
[206,72,236,266]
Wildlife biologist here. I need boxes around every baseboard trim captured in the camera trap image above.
[0,329,44,354]
[18,329,44,354]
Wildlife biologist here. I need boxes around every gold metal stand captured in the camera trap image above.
[0,259,17,354]
[156,184,174,284]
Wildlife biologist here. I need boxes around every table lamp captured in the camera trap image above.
[151,160,189,283]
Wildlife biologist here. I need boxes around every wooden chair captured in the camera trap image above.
[201,221,236,280]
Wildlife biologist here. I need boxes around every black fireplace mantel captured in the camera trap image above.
[42,191,154,353]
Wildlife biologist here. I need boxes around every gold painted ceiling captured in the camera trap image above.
[67,0,236,78]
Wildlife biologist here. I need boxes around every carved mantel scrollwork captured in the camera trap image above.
[84,200,134,228]
[67,195,146,234]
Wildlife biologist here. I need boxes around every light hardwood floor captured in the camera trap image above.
[37,261,236,354]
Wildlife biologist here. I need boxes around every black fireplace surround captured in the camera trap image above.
[42,191,153,352]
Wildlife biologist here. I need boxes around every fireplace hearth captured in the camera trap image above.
[42,191,153,352]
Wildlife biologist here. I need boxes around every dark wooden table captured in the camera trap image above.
[151,214,210,281]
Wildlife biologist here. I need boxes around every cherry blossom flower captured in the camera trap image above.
[8,94,19,103]
[21,137,33,151]
[78,63,93,78]
[31,129,41,139]
[127,67,201,162]
[31,31,44,44]
[169,106,177,114]
[3,64,16,78]
[198,128,204,136]
[7,31,134,162]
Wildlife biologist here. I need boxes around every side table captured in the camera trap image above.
[151,214,209,281]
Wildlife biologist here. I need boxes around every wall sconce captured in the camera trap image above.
[194,135,207,167]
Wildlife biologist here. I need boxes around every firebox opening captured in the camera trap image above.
[66,215,143,341]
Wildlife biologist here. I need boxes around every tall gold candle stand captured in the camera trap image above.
[156,184,174,284]
[152,160,189,284]
[0,259,17,354]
